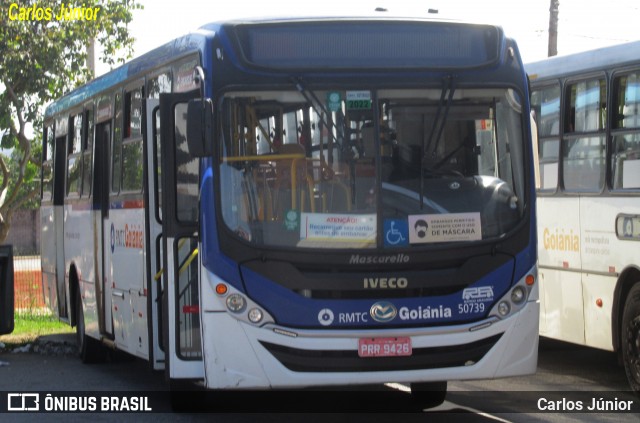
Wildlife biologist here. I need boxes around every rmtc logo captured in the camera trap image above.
[363,277,408,289]
[339,312,368,323]
[462,286,494,301]
[317,309,334,326]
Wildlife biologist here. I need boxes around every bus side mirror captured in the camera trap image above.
[187,98,214,157]
[0,245,14,335]
[530,110,540,190]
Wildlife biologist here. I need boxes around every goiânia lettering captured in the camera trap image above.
[542,228,580,252]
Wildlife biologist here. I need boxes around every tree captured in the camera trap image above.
[0,0,142,242]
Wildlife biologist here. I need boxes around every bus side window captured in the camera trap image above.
[174,102,199,223]
[125,87,142,138]
[42,125,54,201]
[531,85,560,191]
[67,113,83,197]
[148,72,172,99]
[612,72,640,190]
[562,79,606,192]
[122,87,144,193]
[81,108,94,198]
[112,92,123,194]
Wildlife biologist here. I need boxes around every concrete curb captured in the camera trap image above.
[33,333,77,356]
[38,333,77,345]
[0,333,77,356]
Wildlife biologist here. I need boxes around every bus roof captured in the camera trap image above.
[526,40,640,82]
[45,15,503,119]
[44,28,213,119]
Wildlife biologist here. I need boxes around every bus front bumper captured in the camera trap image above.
[200,299,539,389]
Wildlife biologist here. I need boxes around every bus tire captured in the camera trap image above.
[410,381,447,409]
[75,289,105,364]
[622,283,640,396]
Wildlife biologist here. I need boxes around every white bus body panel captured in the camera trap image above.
[538,194,640,351]
[537,196,584,345]
[40,203,65,319]
[578,196,620,351]
[63,204,99,338]
[104,206,149,359]
[200,270,539,389]
[40,205,57,311]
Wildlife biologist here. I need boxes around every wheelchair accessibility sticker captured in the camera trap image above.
[384,219,409,247]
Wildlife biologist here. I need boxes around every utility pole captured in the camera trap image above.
[87,38,96,78]
[548,0,559,57]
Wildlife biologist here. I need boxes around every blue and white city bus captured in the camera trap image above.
[38,14,538,406]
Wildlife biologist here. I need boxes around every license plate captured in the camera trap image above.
[358,337,412,357]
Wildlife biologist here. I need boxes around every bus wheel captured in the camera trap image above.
[622,283,640,396]
[410,381,447,409]
[75,289,105,363]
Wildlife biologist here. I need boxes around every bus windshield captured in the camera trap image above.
[219,87,526,249]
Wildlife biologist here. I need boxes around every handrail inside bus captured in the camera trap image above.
[221,153,305,162]
[179,248,199,276]
[154,238,194,282]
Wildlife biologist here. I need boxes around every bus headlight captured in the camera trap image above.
[488,266,537,320]
[511,286,526,304]
[248,308,263,323]
[226,294,246,313]
[497,301,510,316]
[208,275,275,326]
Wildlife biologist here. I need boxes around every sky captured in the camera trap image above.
[100,0,640,77]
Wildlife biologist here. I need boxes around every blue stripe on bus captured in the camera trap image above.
[45,66,130,117]
[44,32,212,119]
[109,200,144,210]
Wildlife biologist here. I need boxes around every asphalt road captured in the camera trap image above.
[0,334,638,422]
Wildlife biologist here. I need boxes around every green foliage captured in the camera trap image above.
[6,146,41,209]
[13,310,73,334]
[0,311,74,347]
[0,0,142,236]
[1,0,143,109]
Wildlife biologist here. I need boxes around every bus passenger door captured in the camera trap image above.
[53,134,68,320]
[159,92,204,380]
[93,121,113,337]
[143,98,165,370]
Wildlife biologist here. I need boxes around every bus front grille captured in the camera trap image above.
[294,285,466,300]
[259,333,502,372]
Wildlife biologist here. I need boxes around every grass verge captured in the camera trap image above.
[0,311,74,348]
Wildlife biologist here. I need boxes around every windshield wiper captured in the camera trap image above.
[292,77,341,146]
[420,75,456,209]
[294,77,359,204]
